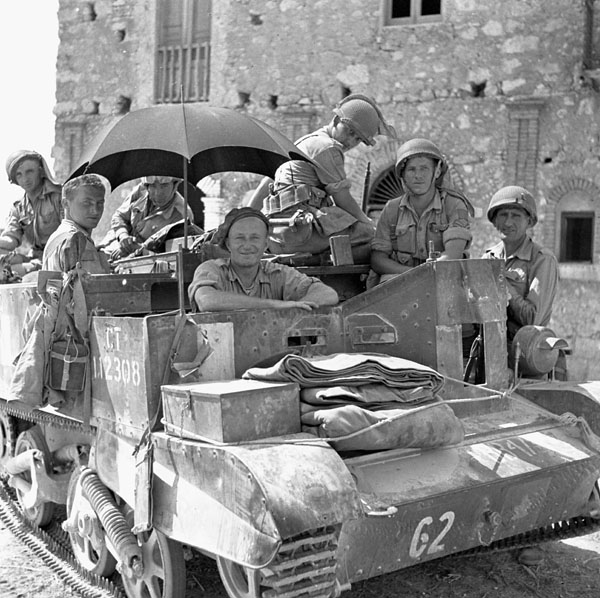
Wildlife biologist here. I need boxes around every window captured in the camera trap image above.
[155,0,211,103]
[560,212,594,263]
[384,0,442,25]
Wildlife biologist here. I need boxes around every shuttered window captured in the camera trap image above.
[155,0,211,103]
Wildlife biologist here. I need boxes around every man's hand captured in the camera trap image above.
[119,235,138,253]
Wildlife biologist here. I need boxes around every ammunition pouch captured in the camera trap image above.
[263,183,327,216]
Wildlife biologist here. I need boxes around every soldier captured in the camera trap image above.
[188,207,339,312]
[1,150,63,273]
[246,94,396,260]
[103,175,196,260]
[370,138,473,285]
[43,174,111,274]
[483,185,558,340]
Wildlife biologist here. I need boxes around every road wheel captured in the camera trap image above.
[121,526,186,598]
[66,467,117,577]
[14,426,55,527]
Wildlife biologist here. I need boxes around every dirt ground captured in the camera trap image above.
[3,515,599,598]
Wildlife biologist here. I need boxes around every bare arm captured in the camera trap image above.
[437,239,468,260]
[244,177,272,210]
[370,249,412,275]
[193,286,325,312]
[330,187,372,225]
[302,281,339,306]
[0,236,18,251]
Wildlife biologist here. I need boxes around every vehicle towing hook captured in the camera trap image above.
[477,510,502,546]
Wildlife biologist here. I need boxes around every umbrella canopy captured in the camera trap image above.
[67,103,312,189]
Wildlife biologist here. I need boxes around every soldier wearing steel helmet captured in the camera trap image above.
[483,185,558,340]
[102,175,196,260]
[370,138,474,284]
[246,94,396,259]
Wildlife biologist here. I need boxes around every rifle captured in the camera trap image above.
[361,161,371,213]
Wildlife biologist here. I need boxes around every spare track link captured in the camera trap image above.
[0,398,91,434]
[260,526,341,598]
[0,476,124,598]
[457,515,600,558]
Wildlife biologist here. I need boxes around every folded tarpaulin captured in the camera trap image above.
[243,352,444,392]
[301,383,434,406]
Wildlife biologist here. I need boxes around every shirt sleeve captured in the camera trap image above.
[187,260,225,305]
[311,146,352,195]
[441,193,473,247]
[2,203,25,243]
[278,265,320,301]
[110,192,138,240]
[370,200,396,254]
[508,250,558,327]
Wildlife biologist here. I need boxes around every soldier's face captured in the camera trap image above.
[226,217,268,268]
[14,159,44,196]
[401,156,437,197]
[146,181,176,208]
[494,207,531,243]
[66,185,105,233]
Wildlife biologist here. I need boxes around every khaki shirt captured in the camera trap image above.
[111,184,194,243]
[372,189,472,267]
[43,219,111,274]
[188,258,321,306]
[4,180,63,257]
[483,236,558,330]
[274,127,352,195]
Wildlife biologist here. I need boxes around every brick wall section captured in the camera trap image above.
[53,0,600,378]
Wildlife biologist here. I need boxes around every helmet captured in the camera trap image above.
[395,138,447,179]
[333,96,381,146]
[142,175,179,185]
[487,185,537,226]
[5,149,56,184]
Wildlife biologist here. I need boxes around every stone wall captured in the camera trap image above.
[53,0,600,378]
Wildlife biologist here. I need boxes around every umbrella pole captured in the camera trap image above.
[183,157,189,249]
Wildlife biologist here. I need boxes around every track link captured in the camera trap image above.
[0,476,124,598]
[260,527,340,598]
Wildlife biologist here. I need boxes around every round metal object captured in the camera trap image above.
[120,526,186,598]
[14,426,55,527]
[66,467,117,577]
[0,411,16,468]
[217,557,263,598]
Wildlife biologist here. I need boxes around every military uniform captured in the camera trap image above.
[483,235,558,336]
[188,258,322,305]
[110,183,194,244]
[3,180,63,259]
[371,188,472,267]
[43,219,111,274]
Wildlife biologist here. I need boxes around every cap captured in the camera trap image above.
[214,207,270,249]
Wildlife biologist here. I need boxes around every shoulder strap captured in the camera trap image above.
[439,186,475,217]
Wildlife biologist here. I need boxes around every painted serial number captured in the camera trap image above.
[92,355,141,386]
[409,511,455,559]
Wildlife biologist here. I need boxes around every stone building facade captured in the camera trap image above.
[54,0,600,379]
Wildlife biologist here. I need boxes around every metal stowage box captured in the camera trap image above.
[161,379,300,442]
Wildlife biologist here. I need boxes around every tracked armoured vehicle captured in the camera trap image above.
[1,252,600,598]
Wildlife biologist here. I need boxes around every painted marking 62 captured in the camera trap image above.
[409,511,455,559]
